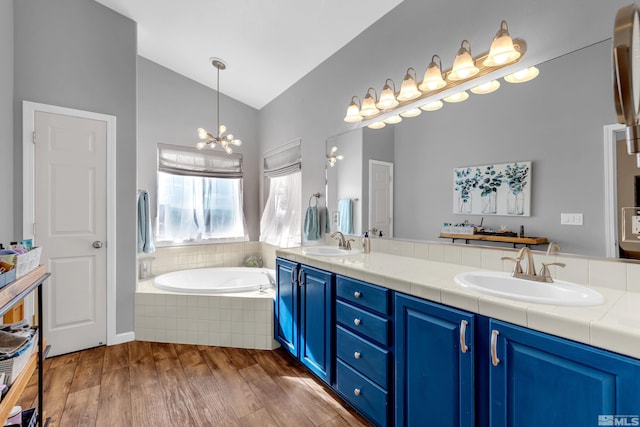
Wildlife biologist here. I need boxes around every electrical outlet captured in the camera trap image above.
[560,213,583,226]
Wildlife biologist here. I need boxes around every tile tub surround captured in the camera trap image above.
[136,279,279,350]
[279,243,640,359]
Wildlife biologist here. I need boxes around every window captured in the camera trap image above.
[156,143,247,244]
[260,140,302,248]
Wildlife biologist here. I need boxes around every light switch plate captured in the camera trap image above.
[560,213,583,226]
[622,207,640,242]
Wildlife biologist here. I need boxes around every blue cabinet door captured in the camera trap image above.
[299,264,334,384]
[395,293,475,427]
[275,258,298,356]
[489,319,640,427]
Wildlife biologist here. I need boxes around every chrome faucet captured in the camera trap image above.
[330,231,354,250]
[501,247,566,283]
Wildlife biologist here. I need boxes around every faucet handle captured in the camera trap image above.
[539,262,566,281]
[346,239,355,250]
[501,256,523,274]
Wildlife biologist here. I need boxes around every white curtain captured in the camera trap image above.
[260,172,302,248]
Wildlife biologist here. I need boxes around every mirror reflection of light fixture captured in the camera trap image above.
[484,20,521,66]
[344,96,363,122]
[443,90,469,103]
[470,80,501,94]
[360,88,380,117]
[400,108,422,118]
[397,68,421,101]
[384,114,403,124]
[367,121,386,129]
[376,79,399,110]
[420,100,444,111]
[327,146,344,167]
[448,40,479,81]
[196,58,242,154]
[419,55,447,91]
[504,66,540,83]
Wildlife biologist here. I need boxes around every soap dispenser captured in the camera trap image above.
[363,232,371,254]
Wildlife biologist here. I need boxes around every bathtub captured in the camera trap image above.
[154,267,275,294]
[135,267,279,350]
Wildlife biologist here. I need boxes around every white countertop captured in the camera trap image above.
[277,247,640,359]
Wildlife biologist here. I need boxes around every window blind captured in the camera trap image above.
[263,139,301,177]
[158,143,243,178]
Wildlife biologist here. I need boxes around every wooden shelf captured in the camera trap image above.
[439,233,548,247]
[0,345,39,422]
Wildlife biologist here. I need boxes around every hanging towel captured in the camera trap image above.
[137,190,156,254]
[323,206,331,234]
[338,199,353,234]
[304,205,320,241]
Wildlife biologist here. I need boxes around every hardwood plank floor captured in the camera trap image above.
[18,343,372,427]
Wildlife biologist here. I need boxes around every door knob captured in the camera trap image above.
[92,241,104,249]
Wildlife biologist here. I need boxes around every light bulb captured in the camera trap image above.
[400,108,422,118]
[377,79,399,110]
[344,97,363,122]
[218,124,227,134]
[197,128,209,139]
[397,68,421,101]
[419,55,447,92]
[470,80,500,95]
[484,20,520,67]
[226,134,234,140]
[367,121,386,129]
[360,89,380,117]
[443,91,469,103]
[420,100,444,111]
[233,139,242,146]
[383,115,402,124]
[504,66,540,83]
[449,40,479,81]
[196,141,207,150]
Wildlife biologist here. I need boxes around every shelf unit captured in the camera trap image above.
[439,233,548,248]
[0,266,49,426]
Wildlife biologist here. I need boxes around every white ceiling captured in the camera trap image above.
[94,0,404,109]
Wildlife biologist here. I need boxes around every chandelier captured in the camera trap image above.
[196,58,242,153]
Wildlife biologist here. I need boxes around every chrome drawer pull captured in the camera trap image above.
[298,268,304,287]
[354,388,361,396]
[353,291,361,298]
[353,318,361,326]
[460,320,469,354]
[491,329,500,366]
[354,351,361,359]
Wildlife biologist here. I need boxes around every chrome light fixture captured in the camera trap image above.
[384,114,403,124]
[397,68,421,101]
[344,96,363,122]
[196,58,242,154]
[327,146,344,167]
[367,121,386,129]
[504,66,540,83]
[448,40,479,81]
[360,88,380,117]
[419,55,447,91]
[400,108,422,118]
[443,90,469,103]
[484,20,521,66]
[377,79,399,110]
[420,100,444,111]
[470,80,501,94]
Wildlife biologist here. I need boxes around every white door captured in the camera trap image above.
[369,160,393,238]
[35,111,107,356]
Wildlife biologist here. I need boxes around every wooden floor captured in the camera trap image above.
[17,342,371,427]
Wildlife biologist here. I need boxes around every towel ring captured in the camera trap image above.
[308,193,321,207]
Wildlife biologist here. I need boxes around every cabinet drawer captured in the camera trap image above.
[337,301,390,346]
[337,326,390,389]
[336,276,390,315]
[336,359,388,427]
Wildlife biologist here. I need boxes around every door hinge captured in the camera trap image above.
[32,131,36,144]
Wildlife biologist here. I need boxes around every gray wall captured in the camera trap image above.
[137,57,261,240]
[393,40,614,255]
[13,0,138,334]
[260,0,621,257]
[0,1,13,243]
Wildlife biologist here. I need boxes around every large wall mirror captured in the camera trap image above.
[326,38,640,259]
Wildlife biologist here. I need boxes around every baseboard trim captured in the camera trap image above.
[111,331,135,345]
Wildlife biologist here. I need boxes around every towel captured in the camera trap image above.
[338,199,353,234]
[0,330,30,358]
[137,190,156,254]
[304,205,320,241]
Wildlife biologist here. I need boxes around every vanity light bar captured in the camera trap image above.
[344,20,538,127]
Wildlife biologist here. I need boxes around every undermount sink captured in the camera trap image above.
[454,271,604,306]
[302,246,362,257]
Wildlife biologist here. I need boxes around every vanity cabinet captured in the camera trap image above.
[335,276,392,427]
[488,319,640,427]
[395,293,476,427]
[275,258,334,384]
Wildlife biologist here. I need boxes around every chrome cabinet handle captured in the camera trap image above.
[460,320,469,354]
[353,318,361,326]
[354,388,361,396]
[353,291,361,299]
[354,351,361,359]
[298,268,304,286]
[291,267,296,285]
[92,240,104,249]
[491,329,500,366]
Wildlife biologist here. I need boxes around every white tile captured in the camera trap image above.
[440,286,480,313]
[626,263,640,292]
[210,320,221,333]
[527,305,593,344]
[176,318,188,330]
[165,329,177,342]
[243,335,256,349]
[589,259,627,290]
[410,282,441,303]
[461,247,482,268]
[198,307,210,320]
[243,310,255,322]
[478,296,529,327]
[232,322,243,334]
[556,257,589,285]
[231,334,244,348]
[443,245,462,264]
[428,244,445,262]
[198,331,210,345]
[243,323,255,335]
[197,319,209,332]
[481,249,505,271]
[414,243,429,260]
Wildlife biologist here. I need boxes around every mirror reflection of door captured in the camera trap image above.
[369,160,393,238]
[615,129,640,259]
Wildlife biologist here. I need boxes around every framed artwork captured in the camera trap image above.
[453,161,531,216]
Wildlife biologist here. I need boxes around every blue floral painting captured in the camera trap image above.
[453,161,531,216]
